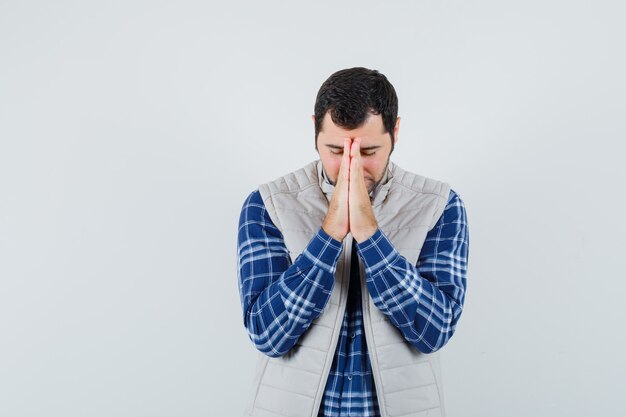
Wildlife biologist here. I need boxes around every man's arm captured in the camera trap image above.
[237,190,343,357]
[355,189,469,354]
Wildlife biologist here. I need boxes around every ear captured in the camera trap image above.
[312,115,318,152]
[393,116,401,146]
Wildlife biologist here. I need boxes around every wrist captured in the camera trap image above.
[353,226,378,243]
[321,224,345,242]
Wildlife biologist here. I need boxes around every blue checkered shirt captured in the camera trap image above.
[237,187,469,417]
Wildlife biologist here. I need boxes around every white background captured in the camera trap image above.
[1,1,624,416]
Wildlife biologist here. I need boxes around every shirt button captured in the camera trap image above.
[347,374,352,380]
[351,332,356,338]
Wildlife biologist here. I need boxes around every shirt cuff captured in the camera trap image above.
[354,228,400,276]
[299,227,343,274]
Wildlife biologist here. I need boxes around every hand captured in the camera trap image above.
[321,138,351,242]
[349,138,378,243]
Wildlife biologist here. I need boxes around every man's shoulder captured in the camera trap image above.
[239,189,265,219]
[258,160,320,197]
[242,188,263,206]
[441,188,467,220]
[389,161,451,200]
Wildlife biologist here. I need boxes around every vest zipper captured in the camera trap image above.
[359,253,388,417]
[312,234,352,417]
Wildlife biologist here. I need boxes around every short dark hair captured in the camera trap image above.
[313,67,398,153]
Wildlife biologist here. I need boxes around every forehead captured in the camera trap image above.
[319,112,387,143]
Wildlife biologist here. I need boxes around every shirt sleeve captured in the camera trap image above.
[355,189,469,354]
[237,189,343,357]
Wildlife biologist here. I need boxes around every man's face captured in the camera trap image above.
[314,111,400,194]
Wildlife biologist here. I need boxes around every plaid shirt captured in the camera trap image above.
[237,187,469,417]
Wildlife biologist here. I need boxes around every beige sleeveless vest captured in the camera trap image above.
[245,159,451,417]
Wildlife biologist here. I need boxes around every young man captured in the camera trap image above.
[237,67,469,417]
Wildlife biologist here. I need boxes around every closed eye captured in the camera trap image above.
[330,151,376,156]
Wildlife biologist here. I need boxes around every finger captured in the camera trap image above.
[350,137,361,159]
[338,137,351,182]
[346,138,352,173]
[350,154,362,190]
[350,138,363,180]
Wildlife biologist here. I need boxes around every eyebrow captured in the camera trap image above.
[325,144,382,151]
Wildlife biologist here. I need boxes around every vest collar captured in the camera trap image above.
[316,159,394,208]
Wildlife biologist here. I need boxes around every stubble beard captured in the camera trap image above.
[367,156,391,198]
